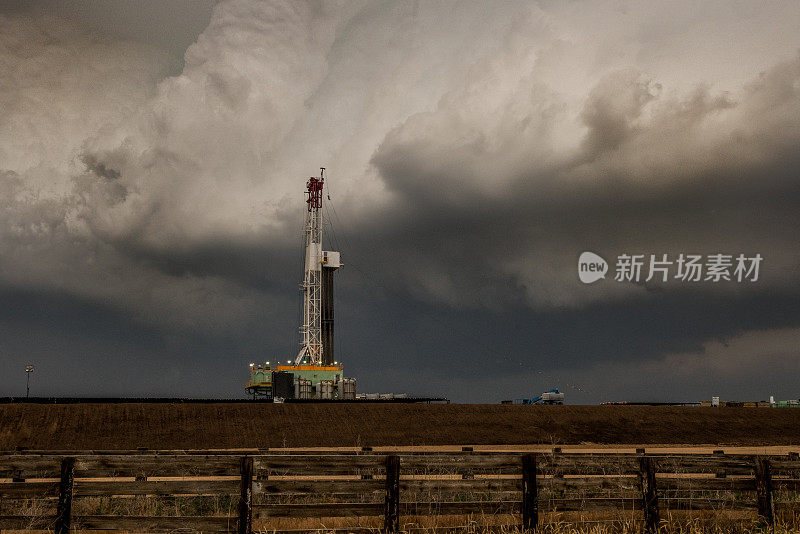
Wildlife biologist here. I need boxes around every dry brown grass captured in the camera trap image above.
[3,404,800,449]
[5,500,800,533]
[71,494,238,516]
[252,510,798,533]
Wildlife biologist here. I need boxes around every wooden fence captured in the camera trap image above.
[1,448,799,533]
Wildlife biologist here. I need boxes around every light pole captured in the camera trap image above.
[25,365,34,399]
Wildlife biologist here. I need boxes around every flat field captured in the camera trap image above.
[2,403,800,450]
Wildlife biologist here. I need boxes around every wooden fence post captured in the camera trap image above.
[639,456,659,534]
[238,456,253,534]
[54,457,75,534]
[384,455,400,533]
[522,453,538,531]
[755,458,774,526]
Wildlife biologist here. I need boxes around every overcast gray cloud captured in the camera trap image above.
[1,0,799,402]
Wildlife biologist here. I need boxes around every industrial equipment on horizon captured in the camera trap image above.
[520,388,565,405]
[246,168,352,400]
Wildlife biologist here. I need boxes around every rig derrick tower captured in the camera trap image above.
[296,168,334,365]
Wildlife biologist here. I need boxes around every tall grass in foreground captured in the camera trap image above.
[7,496,800,532]
[254,513,797,533]
[251,510,800,533]
[4,506,800,533]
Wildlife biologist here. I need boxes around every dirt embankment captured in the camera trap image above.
[1,404,799,450]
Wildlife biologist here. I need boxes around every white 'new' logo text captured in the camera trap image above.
[579,252,608,284]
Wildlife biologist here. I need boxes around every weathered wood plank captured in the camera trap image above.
[74,455,241,477]
[536,455,641,475]
[14,475,759,499]
[31,513,261,533]
[537,453,764,474]
[657,477,756,491]
[2,450,793,458]
[0,449,381,456]
[73,515,237,531]
[16,455,239,477]
[255,455,385,476]
[0,451,779,474]
[75,480,239,497]
[400,478,521,492]
[398,454,521,473]
[764,458,800,476]
[651,455,757,475]
[74,479,238,496]
[256,478,383,494]
[542,476,639,492]
[253,503,384,518]
[536,454,760,476]
[0,481,59,498]
[0,456,63,478]
[537,474,758,493]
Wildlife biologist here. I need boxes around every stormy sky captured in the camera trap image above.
[1,0,800,403]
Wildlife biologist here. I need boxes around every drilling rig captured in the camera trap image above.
[245,168,356,400]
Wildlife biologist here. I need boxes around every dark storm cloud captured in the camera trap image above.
[81,154,121,180]
[370,57,800,311]
[1,1,800,402]
[0,286,265,398]
[338,291,800,402]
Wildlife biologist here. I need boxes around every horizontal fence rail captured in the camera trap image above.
[1,450,799,532]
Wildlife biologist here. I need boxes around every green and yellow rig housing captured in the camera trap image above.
[246,363,354,400]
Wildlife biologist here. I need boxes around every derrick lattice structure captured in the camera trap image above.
[296,169,326,365]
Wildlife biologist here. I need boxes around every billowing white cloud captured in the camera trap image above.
[1,0,799,342]
[0,10,279,332]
